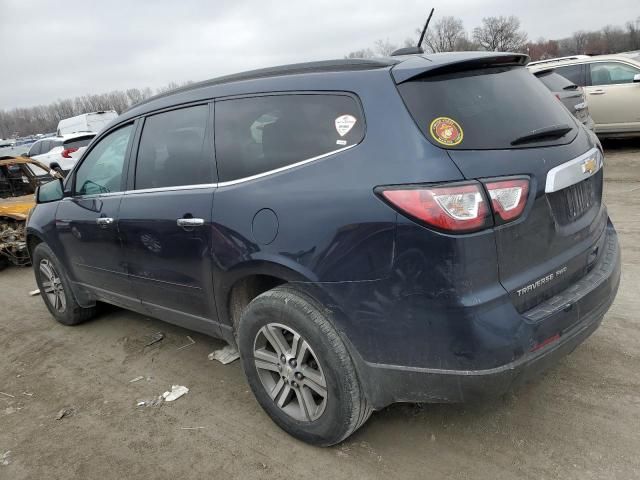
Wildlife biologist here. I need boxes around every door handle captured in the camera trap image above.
[590,90,606,95]
[177,217,204,228]
[96,217,114,226]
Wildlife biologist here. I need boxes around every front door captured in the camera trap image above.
[584,61,640,133]
[56,123,135,302]
[117,104,220,336]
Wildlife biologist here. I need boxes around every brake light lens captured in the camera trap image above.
[61,147,78,158]
[484,178,529,223]
[381,183,491,233]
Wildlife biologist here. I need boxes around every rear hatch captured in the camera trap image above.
[394,55,606,313]
[535,70,590,125]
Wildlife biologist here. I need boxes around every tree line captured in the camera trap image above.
[346,15,640,60]
[0,82,190,139]
[3,15,640,139]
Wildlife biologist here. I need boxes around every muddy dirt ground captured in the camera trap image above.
[1,139,639,480]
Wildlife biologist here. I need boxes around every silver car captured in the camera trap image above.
[529,53,640,137]
[534,68,594,131]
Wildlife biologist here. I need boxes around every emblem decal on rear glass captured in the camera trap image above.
[335,115,357,137]
[430,117,463,146]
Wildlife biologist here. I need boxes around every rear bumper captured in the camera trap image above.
[351,221,621,408]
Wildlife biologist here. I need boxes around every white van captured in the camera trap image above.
[56,111,118,136]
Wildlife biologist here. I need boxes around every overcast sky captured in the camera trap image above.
[1,0,638,109]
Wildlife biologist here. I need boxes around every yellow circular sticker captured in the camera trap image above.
[429,117,463,146]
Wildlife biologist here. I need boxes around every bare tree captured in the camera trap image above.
[473,16,528,52]
[423,16,466,53]
[571,30,588,54]
[345,48,375,59]
[373,39,398,56]
[627,18,640,50]
[602,25,628,53]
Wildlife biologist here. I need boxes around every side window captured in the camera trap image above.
[28,142,42,156]
[74,124,133,196]
[215,94,365,182]
[135,105,210,190]
[589,62,640,86]
[554,64,585,86]
[41,141,53,154]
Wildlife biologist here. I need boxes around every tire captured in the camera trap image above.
[237,285,372,446]
[32,243,97,326]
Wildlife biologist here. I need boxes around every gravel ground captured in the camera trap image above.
[0,139,639,480]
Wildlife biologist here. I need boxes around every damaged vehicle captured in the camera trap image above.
[26,52,620,446]
[0,156,60,270]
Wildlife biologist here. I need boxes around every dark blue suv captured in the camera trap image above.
[28,52,621,446]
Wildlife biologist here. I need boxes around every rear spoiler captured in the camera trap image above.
[392,52,529,84]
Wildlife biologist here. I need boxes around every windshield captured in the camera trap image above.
[397,66,577,150]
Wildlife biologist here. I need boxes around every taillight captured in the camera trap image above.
[379,177,530,233]
[61,147,78,158]
[484,178,529,223]
[381,182,491,233]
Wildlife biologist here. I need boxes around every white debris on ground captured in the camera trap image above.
[208,344,240,365]
[136,396,163,408]
[137,385,189,407]
[129,376,144,383]
[55,407,76,420]
[1,451,10,466]
[28,289,40,296]
[162,385,189,402]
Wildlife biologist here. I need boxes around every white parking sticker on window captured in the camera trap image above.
[335,115,357,137]
[336,139,347,146]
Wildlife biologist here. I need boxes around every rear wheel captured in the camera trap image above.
[32,243,97,325]
[237,285,372,446]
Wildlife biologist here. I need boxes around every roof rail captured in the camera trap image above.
[528,55,590,66]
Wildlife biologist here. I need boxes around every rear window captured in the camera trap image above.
[63,135,94,149]
[215,94,364,182]
[536,71,576,91]
[397,66,577,150]
[554,64,584,86]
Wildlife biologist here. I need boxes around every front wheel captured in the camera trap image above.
[32,243,97,326]
[237,285,372,446]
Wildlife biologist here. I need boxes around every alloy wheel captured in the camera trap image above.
[39,259,66,312]
[253,323,328,422]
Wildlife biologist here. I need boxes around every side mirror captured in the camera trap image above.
[49,161,65,176]
[634,73,640,83]
[36,178,64,204]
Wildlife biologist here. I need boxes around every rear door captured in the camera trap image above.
[396,64,605,313]
[584,61,640,132]
[536,71,589,125]
[118,103,220,336]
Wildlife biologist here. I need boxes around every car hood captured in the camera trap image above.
[0,195,34,220]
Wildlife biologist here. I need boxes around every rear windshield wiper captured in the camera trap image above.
[510,124,573,146]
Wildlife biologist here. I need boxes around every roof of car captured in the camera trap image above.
[120,52,528,123]
[32,132,95,144]
[127,59,398,111]
[528,53,640,71]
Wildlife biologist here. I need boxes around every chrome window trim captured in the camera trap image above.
[117,144,357,194]
[545,147,602,193]
[216,144,355,187]
[61,191,124,201]
[125,183,216,195]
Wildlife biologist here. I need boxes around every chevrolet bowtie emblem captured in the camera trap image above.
[581,157,597,175]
